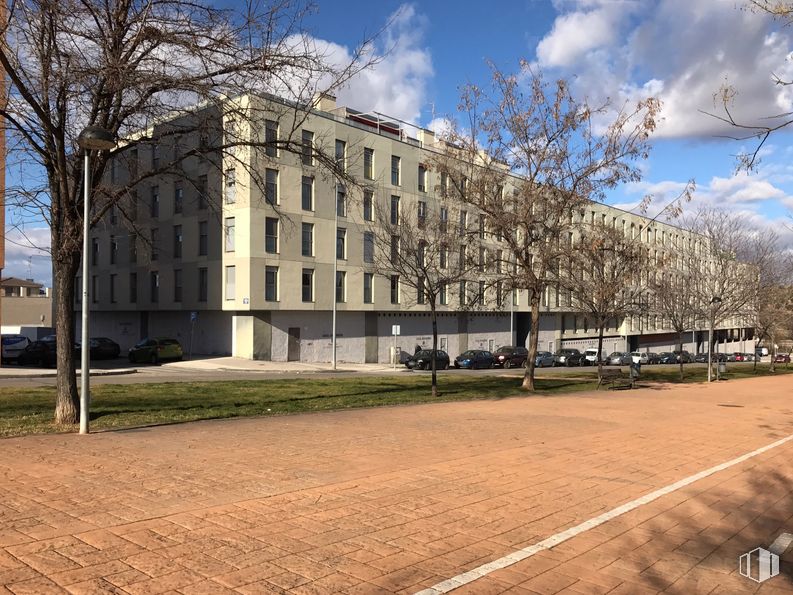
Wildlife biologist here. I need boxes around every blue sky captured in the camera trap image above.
[6,0,793,284]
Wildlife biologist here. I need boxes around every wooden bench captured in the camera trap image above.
[597,368,634,390]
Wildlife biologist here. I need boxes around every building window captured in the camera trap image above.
[440,244,448,269]
[459,210,467,235]
[479,247,486,272]
[174,269,182,302]
[363,272,373,304]
[265,120,278,157]
[417,200,427,227]
[440,282,448,305]
[336,184,347,217]
[418,165,427,192]
[363,190,373,221]
[129,272,137,303]
[91,237,99,266]
[150,185,159,217]
[225,265,235,300]
[301,176,314,211]
[265,168,278,205]
[301,130,314,166]
[418,240,426,267]
[440,171,448,196]
[459,280,466,306]
[92,275,98,303]
[265,217,278,253]
[150,271,159,303]
[197,174,208,210]
[390,235,399,264]
[129,234,138,265]
[110,274,117,303]
[336,228,346,260]
[440,206,448,232]
[109,236,117,265]
[224,217,235,252]
[151,228,159,261]
[335,271,346,303]
[363,232,374,263]
[199,221,208,256]
[174,185,183,214]
[265,266,278,301]
[390,275,400,304]
[335,139,346,170]
[152,143,160,169]
[173,225,182,258]
[479,215,485,239]
[391,155,400,186]
[224,168,236,204]
[496,249,503,274]
[390,195,400,225]
[301,222,314,257]
[198,267,208,302]
[364,148,374,180]
[109,205,117,225]
[301,268,314,302]
[417,278,425,304]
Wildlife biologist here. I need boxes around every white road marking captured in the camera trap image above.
[415,433,793,594]
[769,532,793,556]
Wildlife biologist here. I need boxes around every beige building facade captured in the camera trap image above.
[85,94,754,362]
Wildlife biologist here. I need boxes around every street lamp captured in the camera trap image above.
[707,295,722,383]
[77,125,116,434]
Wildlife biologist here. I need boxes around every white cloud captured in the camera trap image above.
[3,227,52,286]
[535,0,793,139]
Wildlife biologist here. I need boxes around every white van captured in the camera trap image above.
[583,348,602,364]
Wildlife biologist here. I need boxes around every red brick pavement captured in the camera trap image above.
[1,376,793,593]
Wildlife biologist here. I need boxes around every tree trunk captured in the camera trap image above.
[597,325,605,381]
[769,333,776,373]
[430,302,438,398]
[53,254,80,425]
[677,331,684,381]
[521,290,541,391]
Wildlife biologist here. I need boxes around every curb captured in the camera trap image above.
[0,368,138,379]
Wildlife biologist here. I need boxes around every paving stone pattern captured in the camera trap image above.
[1,376,793,593]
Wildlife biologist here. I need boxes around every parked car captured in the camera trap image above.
[646,352,661,364]
[534,351,556,368]
[658,352,677,364]
[89,337,121,360]
[17,339,59,367]
[493,346,529,368]
[454,350,495,369]
[743,353,757,362]
[775,353,791,363]
[630,351,649,365]
[554,348,584,366]
[606,352,632,366]
[405,349,450,370]
[583,348,602,365]
[673,350,693,363]
[2,335,30,363]
[128,337,183,364]
[756,346,769,357]
[727,352,745,362]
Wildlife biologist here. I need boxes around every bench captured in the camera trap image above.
[597,368,634,390]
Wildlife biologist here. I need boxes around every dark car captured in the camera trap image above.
[493,346,529,368]
[775,353,791,363]
[405,349,450,370]
[128,337,184,364]
[658,352,677,364]
[694,352,727,363]
[673,350,693,363]
[2,334,31,363]
[454,350,495,369]
[646,352,661,364]
[554,348,585,366]
[89,337,121,359]
[17,339,59,367]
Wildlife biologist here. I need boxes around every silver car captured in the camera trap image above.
[534,351,555,367]
[607,352,632,366]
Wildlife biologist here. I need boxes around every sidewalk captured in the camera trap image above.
[0,366,137,379]
[163,356,412,375]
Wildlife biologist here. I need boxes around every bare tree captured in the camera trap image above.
[561,224,649,380]
[0,0,378,425]
[432,63,659,391]
[369,191,481,397]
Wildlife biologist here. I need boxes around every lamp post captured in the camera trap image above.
[707,295,722,383]
[77,125,116,434]
[331,185,340,370]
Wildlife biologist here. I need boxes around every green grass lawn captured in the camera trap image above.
[0,363,790,438]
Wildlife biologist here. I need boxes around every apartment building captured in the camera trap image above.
[85,93,755,362]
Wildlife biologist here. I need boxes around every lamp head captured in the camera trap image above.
[78,126,116,151]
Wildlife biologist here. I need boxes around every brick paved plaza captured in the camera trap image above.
[1,376,793,594]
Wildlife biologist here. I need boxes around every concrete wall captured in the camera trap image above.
[269,310,366,363]
[2,296,53,327]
